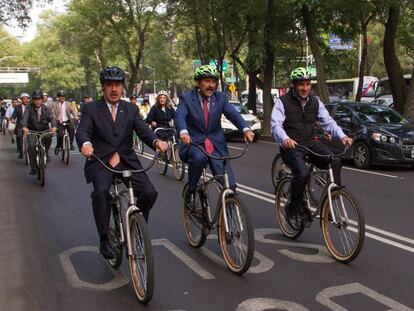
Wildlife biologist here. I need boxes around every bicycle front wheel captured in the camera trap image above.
[274,177,305,239]
[218,194,254,274]
[320,188,365,263]
[38,149,45,187]
[63,135,70,164]
[128,212,154,304]
[182,184,206,248]
[172,144,185,181]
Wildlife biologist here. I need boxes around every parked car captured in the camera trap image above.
[371,95,394,108]
[324,101,414,168]
[222,101,261,142]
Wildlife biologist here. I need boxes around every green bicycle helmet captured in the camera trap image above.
[290,67,313,82]
[194,64,219,81]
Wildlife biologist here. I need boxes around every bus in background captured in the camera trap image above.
[312,76,378,103]
[374,74,412,98]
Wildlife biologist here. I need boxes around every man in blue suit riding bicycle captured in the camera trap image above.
[175,65,255,206]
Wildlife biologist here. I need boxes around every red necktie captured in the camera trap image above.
[109,105,120,167]
[203,98,214,154]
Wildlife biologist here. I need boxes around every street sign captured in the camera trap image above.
[308,65,317,77]
[194,59,229,72]
[226,77,236,83]
[229,84,236,92]
[329,34,353,50]
[0,72,28,84]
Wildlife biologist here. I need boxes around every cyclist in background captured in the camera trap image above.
[22,90,57,175]
[146,90,175,140]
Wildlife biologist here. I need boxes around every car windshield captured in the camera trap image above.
[354,105,409,125]
[231,102,249,114]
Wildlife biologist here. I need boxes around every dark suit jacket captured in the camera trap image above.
[11,104,28,137]
[175,89,248,156]
[146,105,175,128]
[22,103,57,132]
[76,99,158,183]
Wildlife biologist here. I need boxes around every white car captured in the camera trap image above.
[221,101,261,142]
[371,95,394,108]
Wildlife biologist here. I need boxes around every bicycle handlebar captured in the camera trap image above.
[296,144,349,158]
[153,127,175,134]
[191,141,249,161]
[90,153,159,175]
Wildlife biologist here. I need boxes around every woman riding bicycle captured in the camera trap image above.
[146,90,175,140]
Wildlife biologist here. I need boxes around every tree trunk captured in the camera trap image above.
[383,4,406,113]
[356,20,370,102]
[247,73,257,114]
[262,0,276,136]
[404,64,414,121]
[301,5,329,104]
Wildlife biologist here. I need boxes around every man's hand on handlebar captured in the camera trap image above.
[282,138,298,149]
[81,143,94,158]
[51,127,57,136]
[180,133,191,145]
[155,140,169,153]
[341,136,353,148]
[244,130,255,143]
[22,127,29,137]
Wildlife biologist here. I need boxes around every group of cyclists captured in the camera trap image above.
[2,64,355,275]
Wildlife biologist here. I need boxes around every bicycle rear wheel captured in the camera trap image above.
[274,177,305,239]
[108,195,125,268]
[320,188,365,263]
[63,135,70,164]
[37,149,45,187]
[271,154,291,188]
[307,170,328,207]
[155,152,168,175]
[128,212,154,304]
[218,194,254,274]
[182,184,206,248]
[172,144,185,181]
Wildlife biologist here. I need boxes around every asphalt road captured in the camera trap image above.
[0,134,413,311]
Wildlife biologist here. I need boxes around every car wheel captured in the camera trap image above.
[353,142,371,169]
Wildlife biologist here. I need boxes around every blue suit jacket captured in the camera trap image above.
[175,89,248,157]
[76,99,157,183]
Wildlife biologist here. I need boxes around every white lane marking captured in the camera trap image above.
[152,239,215,280]
[202,235,275,274]
[59,246,129,290]
[237,298,310,311]
[316,282,414,311]
[365,232,414,254]
[227,145,244,151]
[138,152,414,254]
[342,166,400,179]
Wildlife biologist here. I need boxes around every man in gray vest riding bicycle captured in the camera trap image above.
[270,67,353,229]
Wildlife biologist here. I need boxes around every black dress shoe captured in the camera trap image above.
[100,238,117,260]
[284,203,299,230]
[185,189,196,208]
[17,153,23,159]
[11,138,15,144]
[29,168,36,175]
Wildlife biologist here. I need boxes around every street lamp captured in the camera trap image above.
[0,56,17,63]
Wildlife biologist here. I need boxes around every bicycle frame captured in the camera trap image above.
[193,143,248,234]
[28,131,51,167]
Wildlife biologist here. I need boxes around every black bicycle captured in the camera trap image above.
[55,121,71,164]
[91,153,159,303]
[182,142,254,274]
[274,145,365,263]
[153,127,185,181]
[27,130,52,187]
